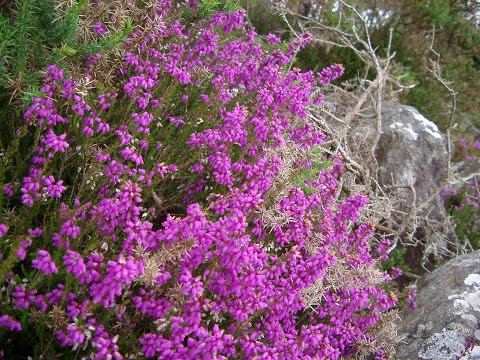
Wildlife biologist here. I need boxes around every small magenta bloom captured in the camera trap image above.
[0,224,7,237]
[266,33,281,45]
[391,267,403,278]
[43,175,67,199]
[28,227,43,237]
[60,220,80,238]
[406,288,417,310]
[3,183,14,197]
[16,239,32,261]
[43,131,69,153]
[32,250,58,275]
[317,63,345,84]
[56,323,87,347]
[63,250,86,277]
[46,64,64,81]
[94,22,108,37]
[0,315,22,331]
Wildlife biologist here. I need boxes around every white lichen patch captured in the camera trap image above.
[409,108,443,139]
[448,273,480,315]
[418,329,467,359]
[452,273,480,313]
[452,298,472,315]
[424,272,480,359]
[389,121,419,141]
[464,274,480,286]
[469,346,480,357]
[464,290,480,312]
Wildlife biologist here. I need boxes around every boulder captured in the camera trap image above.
[396,251,480,359]
[348,103,457,262]
[374,104,447,202]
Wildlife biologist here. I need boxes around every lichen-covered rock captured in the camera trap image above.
[396,251,480,359]
[349,103,457,262]
[375,104,446,192]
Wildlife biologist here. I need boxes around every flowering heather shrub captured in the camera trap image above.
[0,1,397,358]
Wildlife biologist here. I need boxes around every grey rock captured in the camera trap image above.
[374,104,447,203]
[349,103,457,260]
[396,251,480,359]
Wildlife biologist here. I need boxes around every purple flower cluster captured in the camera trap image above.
[0,315,21,332]
[406,288,417,310]
[0,1,397,359]
[32,250,58,275]
[90,256,144,307]
[317,64,345,84]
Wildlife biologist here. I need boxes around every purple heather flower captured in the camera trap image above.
[376,238,391,261]
[3,183,14,197]
[45,284,65,305]
[46,65,64,81]
[90,256,143,307]
[0,315,22,332]
[266,33,281,45]
[0,224,7,237]
[16,239,32,261]
[43,175,67,199]
[94,22,108,37]
[391,267,403,278]
[91,325,123,360]
[406,288,417,310]
[12,286,33,309]
[63,250,87,277]
[43,131,69,153]
[56,323,87,348]
[313,93,325,105]
[60,220,80,238]
[28,227,43,237]
[317,63,345,84]
[32,250,58,275]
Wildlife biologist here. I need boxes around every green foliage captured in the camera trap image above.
[381,246,411,273]
[78,18,134,57]
[0,0,76,148]
[51,0,87,45]
[291,160,334,195]
[0,0,138,167]
[185,0,242,18]
[242,0,291,40]
[393,0,480,129]
[454,206,480,250]
[447,198,480,250]
[201,0,241,14]
[416,0,451,27]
